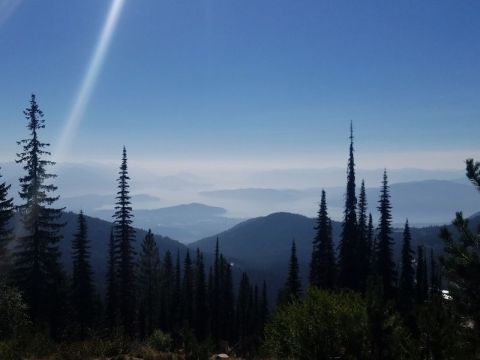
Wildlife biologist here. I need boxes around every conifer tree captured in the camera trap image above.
[338,123,359,290]
[112,146,136,335]
[430,249,440,296]
[172,251,182,331]
[71,211,95,339]
[260,281,269,331]
[211,238,221,339]
[466,158,480,191]
[14,94,66,337]
[310,189,336,289]
[416,245,428,304]
[399,220,415,315]
[367,213,375,270]
[375,169,396,299]
[160,250,174,332]
[194,248,208,339]
[138,229,161,338]
[357,179,370,290]
[0,168,14,268]
[283,240,301,302]
[222,256,236,342]
[105,228,117,330]
[236,272,253,340]
[182,250,194,327]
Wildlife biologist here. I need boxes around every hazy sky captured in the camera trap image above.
[0,0,479,173]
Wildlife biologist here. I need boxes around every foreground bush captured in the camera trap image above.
[264,288,369,359]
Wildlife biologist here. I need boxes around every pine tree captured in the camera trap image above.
[14,94,66,337]
[71,211,95,339]
[466,158,480,191]
[310,189,336,289]
[182,250,194,327]
[357,179,370,290]
[138,229,161,338]
[416,245,428,304]
[160,250,174,332]
[0,168,14,269]
[194,248,208,339]
[236,272,252,341]
[283,240,301,302]
[367,213,375,270]
[112,146,136,335]
[430,249,440,296]
[375,169,396,299]
[211,238,221,340]
[105,228,117,330]
[172,251,182,332]
[222,258,235,342]
[338,123,359,290]
[399,220,415,315]
[259,281,269,332]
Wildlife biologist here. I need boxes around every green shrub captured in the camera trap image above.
[264,287,369,359]
[149,329,173,353]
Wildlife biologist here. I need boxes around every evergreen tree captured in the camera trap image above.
[112,146,136,335]
[399,220,415,316]
[172,251,182,331]
[211,238,221,340]
[416,245,428,304]
[338,123,359,290]
[430,249,440,296]
[466,158,480,191]
[0,168,14,268]
[375,169,396,299]
[138,229,161,338]
[160,250,174,332]
[357,179,370,290]
[105,228,117,330]
[236,272,253,340]
[259,281,269,331]
[282,240,301,302]
[194,248,208,339]
[222,258,235,342]
[182,250,194,327]
[13,94,66,337]
[367,213,375,270]
[71,211,95,339]
[310,189,336,289]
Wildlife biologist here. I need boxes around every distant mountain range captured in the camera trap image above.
[190,211,480,300]
[200,179,479,225]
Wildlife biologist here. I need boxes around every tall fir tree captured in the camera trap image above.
[182,250,194,327]
[357,179,370,290]
[282,240,301,302]
[160,250,174,332]
[112,146,136,335]
[236,272,253,341]
[375,169,396,299]
[14,94,66,337]
[367,213,375,270]
[222,257,236,342]
[0,168,14,269]
[194,248,209,339]
[138,229,161,338]
[338,123,359,290]
[259,281,269,332]
[105,228,117,330]
[71,211,95,339]
[172,251,182,332]
[416,245,428,304]
[399,220,415,315]
[309,189,336,289]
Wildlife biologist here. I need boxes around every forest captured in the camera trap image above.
[0,95,479,359]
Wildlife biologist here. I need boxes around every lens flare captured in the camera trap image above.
[54,0,125,163]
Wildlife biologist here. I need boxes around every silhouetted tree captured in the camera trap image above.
[236,272,253,340]
[281,240,301,303]
[182,250,194,327]
[105,229,117,330]
[0,168,13,268]
[367,213,375,270]
[71,211,95,339]
[375,169,396,299]
[113,146,136,335]
[194,248,208,339]
[160,250,174,332]
[399,220,415,317]
[357,179,370,290]
[310,189,336,289]
[138,229,161,338]
[416,245,428,304]
[14,94,66,338]
[466,158,480,191]
[338,123,359,290]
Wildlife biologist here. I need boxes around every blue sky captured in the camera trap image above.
[0,0,479,172]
